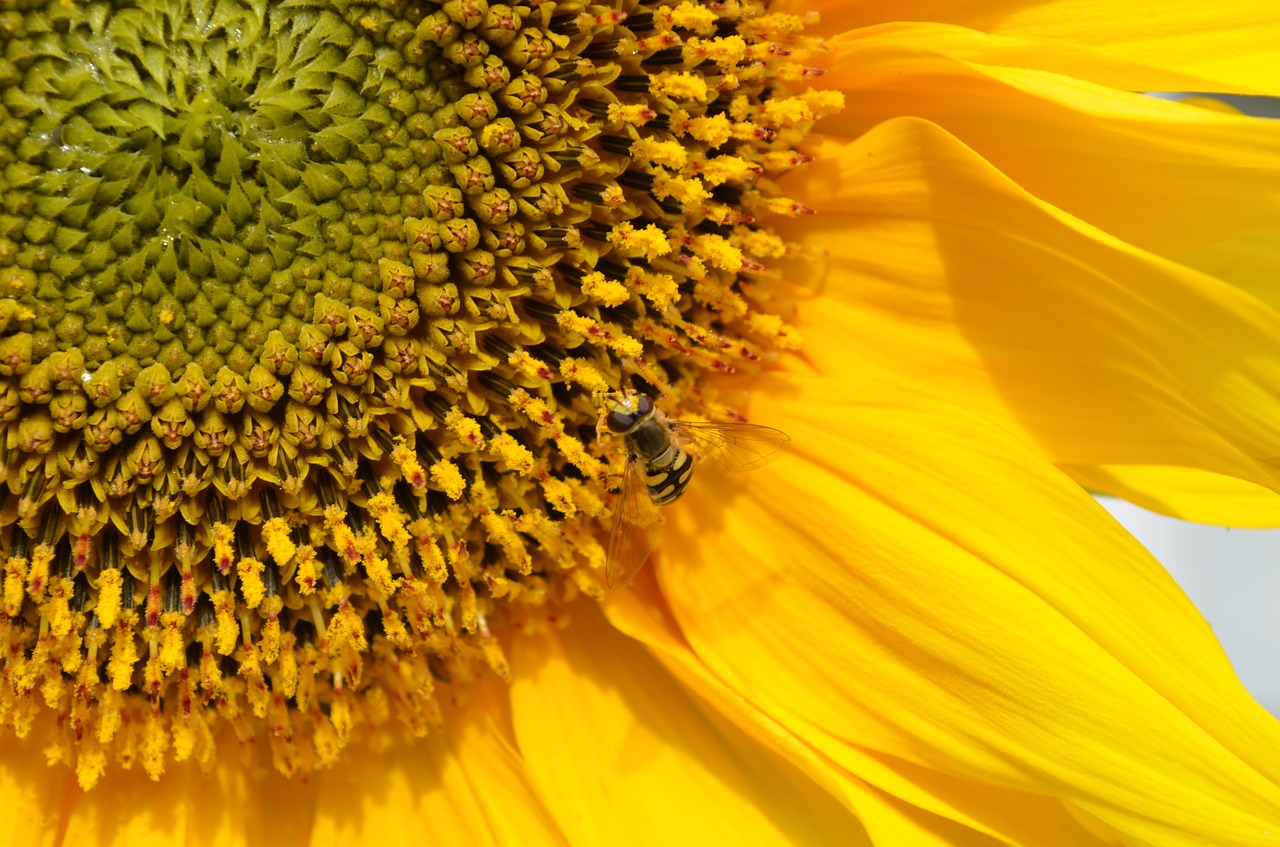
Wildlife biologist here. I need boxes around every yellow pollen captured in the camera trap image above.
[580,272,631,307]
[655,1,718,34]
[430,460,468,500]
[542,477,578,518]
[41,577,76,639]
[212,591,238,655]
[27,544,53,602]
[508,350,556,382]
[0,0,822,785]
[294,546,322,596]
[259,598,285,663]
[554,434,606,479]
[444,408,486,448]
[559,358,611,398]
[237,558,267,610]
[628,268,681,311]
[608,222,671,260]
[4,556,28,617]
[490,433,537,476]
[686,114,734,146]
[158,612,185,673]
[738,11,807,42]
[212,523,235,575]
[481,512,532,575]
[107,612,140,690]
[690,233,746,272]
[391,439,428,490]
[630,137,688,168]
[325,507,361,567]
[262,518,297,569]
[746,313,804,349]
[651,72,711,103]
[685,35,747,68]
[653,174,711,206]
[737,229,790,259]
[696,155,760,186]
[362,549,400,597]
[368,493,413,556]
[607,103,657,126]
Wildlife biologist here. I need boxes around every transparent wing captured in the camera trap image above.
[605,457,663,590]
[670,420,791,473]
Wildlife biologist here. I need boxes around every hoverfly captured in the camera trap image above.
[602,392,790,590]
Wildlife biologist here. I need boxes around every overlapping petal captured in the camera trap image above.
[604,583,1114,846]
[812,24,1280,256]
[1067,465,1280,528]
[309,683,566,847]
[647,359,1280,844]
[786,0,1280,94]
[0,688,564,847]
[0,720,315,847]
[508,603,858,846]
[1173,227,1280,310]
[778,118,1280,521]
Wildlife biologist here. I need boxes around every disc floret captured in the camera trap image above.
[0,0,834,787]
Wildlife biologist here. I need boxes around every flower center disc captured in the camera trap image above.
[0,0,835,786]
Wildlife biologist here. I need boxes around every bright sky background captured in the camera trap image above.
[1099,498,1280,716]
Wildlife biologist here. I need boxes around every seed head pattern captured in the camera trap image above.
[0,0,837,786]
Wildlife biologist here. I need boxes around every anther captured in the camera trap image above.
[0,0,820,781]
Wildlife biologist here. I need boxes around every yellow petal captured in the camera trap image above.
[815,23,1280,255]
[1070,465,1280,528]
[1173,227,1280,312]
[0,719,314,846]
[310,682,566,847]
[605,582,1113,847]
[789,0,1280,94]
[2,692,561,846]
[778,119,1280,512]
[1177,96,1247,115]
[0,726,75,847]
[509,601,860,846]
[655,366,1280,845]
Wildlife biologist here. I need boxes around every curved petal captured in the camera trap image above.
[655,363,1280,845]
[604,583,1113,847]
[778,119,1280,514]
[785,0,1280,94]
[310,682,566,847]
[1173,227,1280,312]
[508,601,861,846]
[1068,465,1280,528]
[813,23,1280,255]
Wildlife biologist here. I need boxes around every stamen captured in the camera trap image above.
[0,0,824,783]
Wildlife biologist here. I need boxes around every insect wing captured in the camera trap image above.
[670,421,790,473]
[606,458,663,590]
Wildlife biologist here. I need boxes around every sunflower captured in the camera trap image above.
[2,0,1279,843]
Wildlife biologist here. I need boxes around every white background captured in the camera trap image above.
[1100,498,1280,716]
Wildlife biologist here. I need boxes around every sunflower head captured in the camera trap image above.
[0,0,835,787]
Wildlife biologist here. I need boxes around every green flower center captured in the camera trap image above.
[0,0,837,787]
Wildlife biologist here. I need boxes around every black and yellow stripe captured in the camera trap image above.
[646,445,694,506]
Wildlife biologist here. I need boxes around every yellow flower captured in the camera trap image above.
[2,0,1280,844]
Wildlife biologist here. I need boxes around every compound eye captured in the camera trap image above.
[635,394,653,416]
[605,409,637,433]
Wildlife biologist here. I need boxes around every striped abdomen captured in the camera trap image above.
[644,443,693,505]
[623,413,695,506]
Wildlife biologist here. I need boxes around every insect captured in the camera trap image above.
[602,391,791,590]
